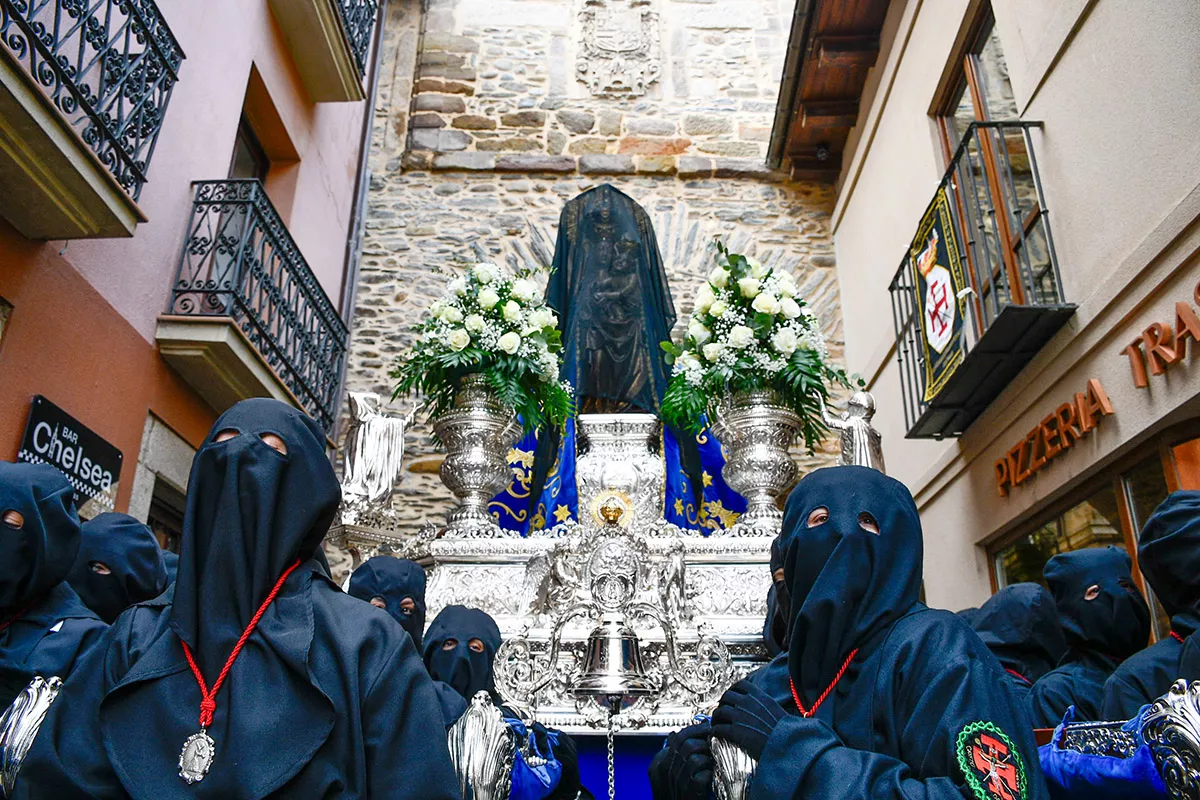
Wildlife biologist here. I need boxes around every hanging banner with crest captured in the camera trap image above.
[909,186,968,402]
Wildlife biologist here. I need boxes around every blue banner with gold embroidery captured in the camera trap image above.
[489,419,743,535]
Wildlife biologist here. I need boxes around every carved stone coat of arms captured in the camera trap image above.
[576,0,662,97]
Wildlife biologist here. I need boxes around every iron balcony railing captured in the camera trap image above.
[168,180,349,429]
[0,0,184,200]
[336,0,378,76]
[889,121,1075,439]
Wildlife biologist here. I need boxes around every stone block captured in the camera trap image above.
[410,113,445,129]
[698,140,762,158]
[494,155,576,173]
[432,152,496,171]
[579,154,635,175]
[547,131,567,154]
[420,65,478,82]
[617,137,691,155]
[414,79,474,96]
[500,110,547,128]
[413,94,467,113]
[598,110,622,136]
[400,151,433,171]
[556,109,595,134]
[636,155,677,175]
[677,157,713,177]
[452,114,497,130]
[712,158,772,178]
[476,137,542,152]
[419,51,467,68]
[568,137,608,155]
[411,128,472,151]
[627,117,676,136]
[739,123,772,141]
[423,33,480,53]
[682,114,733,136]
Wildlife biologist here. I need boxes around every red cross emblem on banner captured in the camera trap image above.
[971,733,1020,800]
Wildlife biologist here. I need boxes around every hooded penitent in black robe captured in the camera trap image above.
[68,512,168,624]
[0,461,106,709]
[711,466,1047,800]
[349,557,466,726]
[1103,491,1200,720]
[16,399,459,800]
[971,582,1067,701]
[1027,546,1150,727]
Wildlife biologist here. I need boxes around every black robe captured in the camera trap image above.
[0,461,106,709]
[719,466,1047,800]
[1027,546,1149,727]
[1103,491,1200,719]
[15,399,459,799]
[971,583,1066,701]
[68,512,168,624]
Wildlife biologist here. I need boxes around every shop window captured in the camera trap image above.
[1124,455,1172,639]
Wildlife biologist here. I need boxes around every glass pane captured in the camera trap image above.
[1126,456,1172,639]
[995,483,1125,588]
[975,27,1018,121]
[947,80,976,148]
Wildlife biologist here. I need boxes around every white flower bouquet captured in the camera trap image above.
[391,262,573,433]
[661,243,852,451]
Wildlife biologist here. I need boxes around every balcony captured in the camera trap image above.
[0,0,183,239]
[157,180,348,430]
[890,121,1075,440]
[268,0,377,103]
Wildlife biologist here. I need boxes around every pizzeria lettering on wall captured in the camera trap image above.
[994,379,1114,496]
[1121,278,1200,388]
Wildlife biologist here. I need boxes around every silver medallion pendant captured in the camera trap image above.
[179,729,215,784]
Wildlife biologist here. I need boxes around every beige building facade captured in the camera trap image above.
[822,0,1200,625]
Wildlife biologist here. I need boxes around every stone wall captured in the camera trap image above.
[342,0,847,532]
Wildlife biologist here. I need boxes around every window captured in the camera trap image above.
[147,478,185,554]
[229,116,269,181]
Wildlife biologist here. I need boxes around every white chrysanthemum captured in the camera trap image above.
[751,293,780,315]
[728,325,755,349]
[771,327,798,356]
[708,267,730,289]
[478,287,500,309]
[447,329,471,351]
[738,277,761,299]
[498,332,521,354]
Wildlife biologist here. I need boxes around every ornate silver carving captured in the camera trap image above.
[1057,721,1139,759]
[341,392,414,506]
[433,375,523,539]
[576,0,662,98]
[1142,679,1200,799]
[711,391,801,537]
[711,736,756,800]
[447,691,516,800]
[0,676,63,796]
[576,414,664,530]
[817,391,886,473]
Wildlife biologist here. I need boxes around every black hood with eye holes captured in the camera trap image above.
[168,398,341,679]
[972,582,1066,684]
[68,513,167,624]
[1138,491,1200,635]
[778,466,923,710]
[1044,545,1150,659]
[422,605,502,703]
[0,461,80,614]
[349,557,427,652]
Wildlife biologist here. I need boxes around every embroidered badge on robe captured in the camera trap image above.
[956,721,1027,800]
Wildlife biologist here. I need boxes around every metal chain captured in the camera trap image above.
[606,709,616,800]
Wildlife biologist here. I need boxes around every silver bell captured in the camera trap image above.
[572,614,658,710]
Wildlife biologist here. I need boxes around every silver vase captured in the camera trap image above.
[433,374,522,538]
[711,389,801,536]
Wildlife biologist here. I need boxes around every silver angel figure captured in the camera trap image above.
[341,392,414,506]
[816,391,885,474]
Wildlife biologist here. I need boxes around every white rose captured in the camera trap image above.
[478,287,500,309]
[708,267,730,289]
[503,300,522,322]
[440,305,464,323]
[728,324,755,349]
[771,328,798,356]
[746,257,768,279]
[751,293,780,315]
[448,277,468,296]
[474,262,500,284]
[526,307,556,331]
[738,277,761,298]
[776,272,797,298]
[464,314,486,334]
[678,352,701,370]
[447,329,471,351]
[498,332,521,354]
[702,342,725,362]
[688,322,712,346]
[695,283,716,314]
[780,297,802,319]
[511,279,537,301]
[708,299,728,318]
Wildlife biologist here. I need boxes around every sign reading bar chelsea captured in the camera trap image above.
[17,396,122,513]
[909,186,968,402]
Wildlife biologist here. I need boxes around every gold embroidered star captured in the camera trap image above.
[673,498,684,515]
[701,471,713,488]
[553,504,572,523]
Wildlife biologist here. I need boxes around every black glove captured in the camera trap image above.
[648,721,713,800]
[711,679,787,761]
